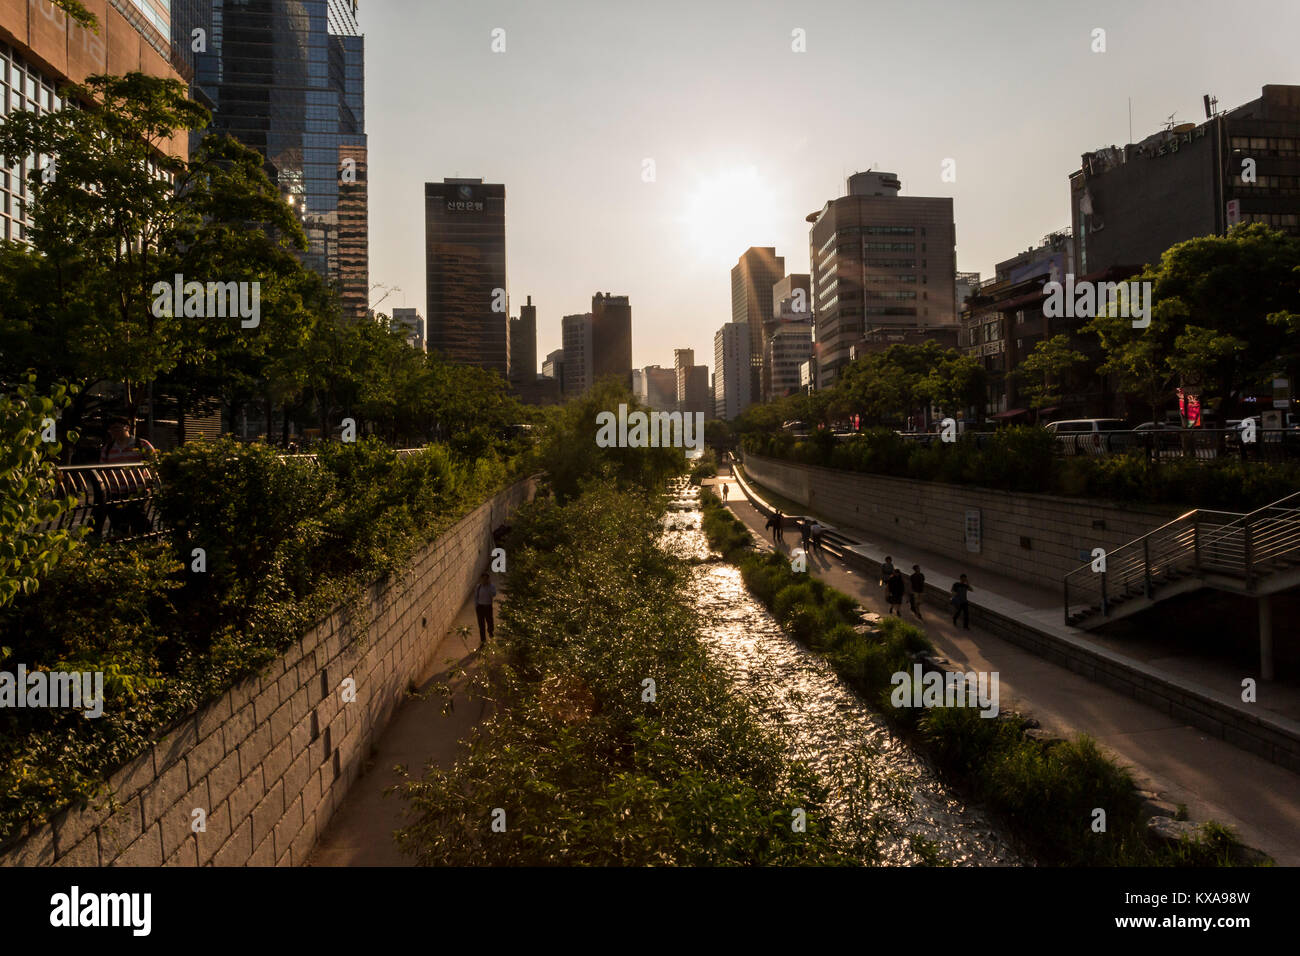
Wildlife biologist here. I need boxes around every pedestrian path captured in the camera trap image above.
[710,473,1300,865]
[307,594,492,866]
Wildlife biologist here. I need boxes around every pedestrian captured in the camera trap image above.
[886,568,905,615]
[879,555,895,588]
[765,512,777,543]
[98,416,155,538]
[909,565,925,620]
[950,573,973,629]
[774,509,785,545]
[474,571,497,647]
[812,521,824,554]
[800,519,812,552]
[722,482,729,502]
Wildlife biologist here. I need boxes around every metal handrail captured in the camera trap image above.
[1063,490,1300,624]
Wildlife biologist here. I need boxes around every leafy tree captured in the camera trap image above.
[1085,225,1300,420]
[1016,334,1087,412]
[0,378,84,609]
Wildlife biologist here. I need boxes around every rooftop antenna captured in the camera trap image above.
[1163,112,1178,131]
[1128,97,1132,144]
[1203,93,1218,119]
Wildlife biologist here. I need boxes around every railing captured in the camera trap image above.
[1063,491,1300,625]
[43,448,429,545]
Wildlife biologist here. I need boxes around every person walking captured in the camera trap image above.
[800,519,812,553]
[886,568,906,615]
[908,565,925,620]
[765,512,778,543]
[774,510,785,545]
[474,571,497,647]
[950,573,973,630]
[808,519,822,554]
[721,482,728,502]
[879,555,895,588]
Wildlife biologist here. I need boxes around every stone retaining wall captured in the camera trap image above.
[742,454,1179,587]
[0,477,536,867]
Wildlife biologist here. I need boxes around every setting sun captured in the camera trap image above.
[680,166,782,268]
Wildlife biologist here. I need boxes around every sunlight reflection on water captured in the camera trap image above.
[659,481,1023,866]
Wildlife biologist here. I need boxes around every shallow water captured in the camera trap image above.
[660,479,1023,866]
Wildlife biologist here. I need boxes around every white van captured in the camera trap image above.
[1044,418,1126,455]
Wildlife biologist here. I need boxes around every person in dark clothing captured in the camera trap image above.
[474,572,497,646]
[886,568,906,615]
[800,519,812,552]
[950,573,973,629]
[773,510,785,545]
[765,513,778,543]
[879,556,895,588]
[722,482,728,501]
[909,565,925,620]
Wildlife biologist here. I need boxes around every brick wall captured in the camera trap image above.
[0,477,536,867]
[742,454,1179,587]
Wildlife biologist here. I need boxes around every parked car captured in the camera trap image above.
[1044,418,1127,455]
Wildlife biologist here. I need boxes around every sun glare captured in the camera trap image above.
[680,166,781,268]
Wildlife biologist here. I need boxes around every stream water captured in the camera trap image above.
[660,479,1024,866]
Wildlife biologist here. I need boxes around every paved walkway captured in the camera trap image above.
[711,472,1300,865]
[307,594,493,866]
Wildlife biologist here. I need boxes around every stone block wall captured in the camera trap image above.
[742,454,1179,587]
[0,477,536,867]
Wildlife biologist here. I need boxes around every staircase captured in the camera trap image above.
[1064,491,1300,628]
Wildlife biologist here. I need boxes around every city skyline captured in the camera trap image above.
[363,0,1300,371]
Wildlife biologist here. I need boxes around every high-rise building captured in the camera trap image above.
[634,365,678,411]
[0,1,189,242]
[807,171,957,386]
[541,348,566,393]
[560,313,594,397]
[391,307,425,352]
[425,178,509,375]
[173,0,370,319]
[766,324,813,399]
[714,322,753,420]
[591,292,632,389]
[766,274,812,400]
[1069,85,1300,275]
[674,348,711,418]
[510,295,537,382]
[731,247,785,401]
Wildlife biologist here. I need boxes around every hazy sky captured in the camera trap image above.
[362,0,1300,372]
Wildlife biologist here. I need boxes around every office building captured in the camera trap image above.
[591,292,633,389]
[425,178,509,374]
[714,322,753,420]
[766,324,813,398]
[807,171,957,386]
[0,1,188,242]
[173,0,369,319]
[634,365,678,412]
[510,295,537,382]
[960,230,1120,423]
[1070,85,1300,275]
[391,307,425,352]
[560,313,594,397]
[674,348,711,419]
[731,247,785,401]
[541,348,566,393]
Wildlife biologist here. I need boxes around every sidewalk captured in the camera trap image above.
[306,594,494,866]
[711,472,1300,865]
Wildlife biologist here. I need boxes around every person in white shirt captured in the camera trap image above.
[474,572,497,647]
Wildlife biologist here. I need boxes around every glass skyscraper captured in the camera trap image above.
[171,0,369,319]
